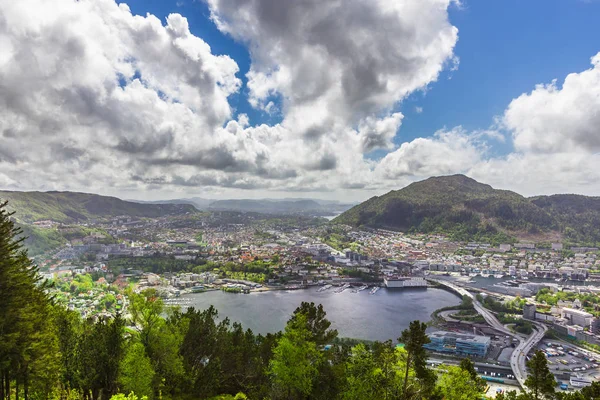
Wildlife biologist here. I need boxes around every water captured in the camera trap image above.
[179,287,460,342]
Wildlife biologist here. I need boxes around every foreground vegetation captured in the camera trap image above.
[1,202,600,400]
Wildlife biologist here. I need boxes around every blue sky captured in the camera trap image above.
[124,0,600,157]
[2,0,600,200]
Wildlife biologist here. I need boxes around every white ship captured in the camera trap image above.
[370,286,380,295]
[334,284,350,294]
[317,284,332,292]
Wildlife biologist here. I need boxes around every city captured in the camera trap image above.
[28,207,600,397]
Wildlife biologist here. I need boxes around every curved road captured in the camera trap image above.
[429,278,548,388]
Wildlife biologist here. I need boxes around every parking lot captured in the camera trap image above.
[536,340,600,391]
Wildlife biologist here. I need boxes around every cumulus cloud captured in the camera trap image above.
[505,52,600,154]
[0,0,461,198]
[376,127,485,179]
[208,0,458,132]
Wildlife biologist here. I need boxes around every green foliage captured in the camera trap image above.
[119,343,155,399]
[0,191,197,224]
[18,223,67,255]
[268,314,322,399]
[110,392,148,400]
[437,365,484,400]
[524,350,556,400]
[399,320,436,398]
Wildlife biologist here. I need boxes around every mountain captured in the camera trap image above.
[208,198,353,216]
[333,174,600,244]
[133,197,213,210]
[0,190,198,224]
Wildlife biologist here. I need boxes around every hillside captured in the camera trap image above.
[208,198,353,215]
[0,190,197,224]
[333,175,600,244]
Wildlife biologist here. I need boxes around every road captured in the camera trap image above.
[429,278,548,388]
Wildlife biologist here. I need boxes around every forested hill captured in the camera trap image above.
[0,190,197,224]
[333,175,600,244]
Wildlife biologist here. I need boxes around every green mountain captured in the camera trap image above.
[0,190,197,224]
[333,175,600,244]
[0,191,198,255]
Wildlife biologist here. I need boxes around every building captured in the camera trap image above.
[523,303,536,320]
[551,243,564,251]
[383,277,427,288]
[562,308,594,328]
[424,331,490,358]
[499,244,512,252]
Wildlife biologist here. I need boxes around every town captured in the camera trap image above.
[30,210,600,396]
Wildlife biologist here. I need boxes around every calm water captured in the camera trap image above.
[180,287,460,342]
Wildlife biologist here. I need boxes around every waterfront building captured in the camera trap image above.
[424,331,490,358]
[383,276,427,288]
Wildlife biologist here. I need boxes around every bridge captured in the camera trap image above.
[429,278,548,388]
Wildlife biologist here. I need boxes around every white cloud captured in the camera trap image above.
[505,52,600,154]
[0,0,461,199]
[415,106,424,114]
[376,127,485,179]
[208,0,458,133]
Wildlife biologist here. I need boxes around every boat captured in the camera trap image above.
[317,284,332,292]
[370,286,380,295]
[334,284,350,294]
[356,285,368,292]
[494,273,504,279]
[468,273,477,277]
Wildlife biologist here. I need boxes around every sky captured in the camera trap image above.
[1,0,600,202]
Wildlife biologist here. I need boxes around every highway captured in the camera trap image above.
[429,278,548,388]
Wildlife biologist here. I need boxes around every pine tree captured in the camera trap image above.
[399,320,435,399]
[524,350,556,400]
[0,201,59,400]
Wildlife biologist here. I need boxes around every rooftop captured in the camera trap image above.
[428,331,491,345]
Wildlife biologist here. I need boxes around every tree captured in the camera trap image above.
[437,365,484,400]
[458,358,485,391]
[119,342,155,399]
[524,350,556,400]
[268,314,322,399]
[341,344,378,400]
[0,201,60,400]
[288,302,338,346]
[398,321,435,399]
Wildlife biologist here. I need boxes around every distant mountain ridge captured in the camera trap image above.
[0,190,197,224]
[134,197,354,215]
[333,175,600,244]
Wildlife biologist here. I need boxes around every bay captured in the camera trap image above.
[180,287,460,342]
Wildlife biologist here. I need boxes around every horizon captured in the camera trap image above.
[1,173,597,203]
[1,0,600,202]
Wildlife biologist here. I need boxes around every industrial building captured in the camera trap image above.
[383,276,427,288]
[424,331,490,358]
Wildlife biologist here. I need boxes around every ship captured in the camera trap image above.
[334,284,350,294]
[317,284,332,292]
[354,285,368,293]
[370,286,380,295]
